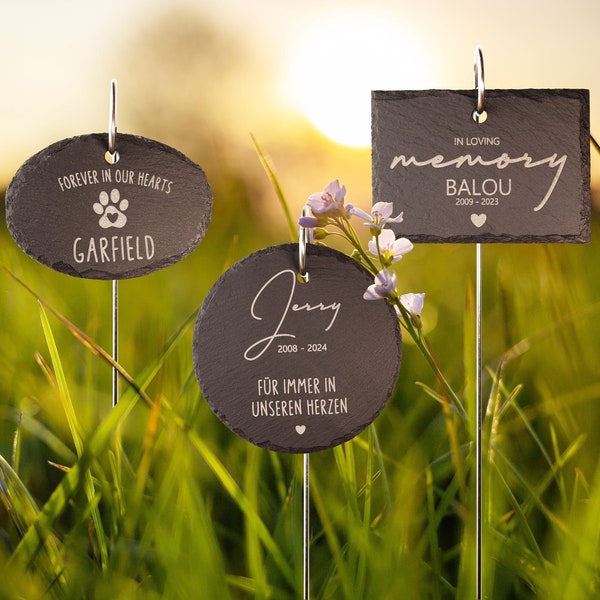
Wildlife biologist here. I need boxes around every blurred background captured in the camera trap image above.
[1,1,600,598]
[1,0,599,202]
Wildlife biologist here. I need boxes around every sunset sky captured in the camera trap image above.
[2,0,599,192]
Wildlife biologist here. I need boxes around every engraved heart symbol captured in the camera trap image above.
[471,213,487,228]
[295,425,306,435]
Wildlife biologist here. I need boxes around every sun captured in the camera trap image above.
[285,12,434,148]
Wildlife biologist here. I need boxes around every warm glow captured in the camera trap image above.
[285,12,434,147]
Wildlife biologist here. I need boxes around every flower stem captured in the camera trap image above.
[300,187,468,503]
[334,218,380,275]
[393,297,467,499]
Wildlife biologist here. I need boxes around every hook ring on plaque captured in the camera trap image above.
[473,46,487,124]
[298,205,313,283]
[105,78,119,164]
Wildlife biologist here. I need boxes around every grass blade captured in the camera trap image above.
[38,303,109,572]
[244,445,269,599]
[251,134,297,241]
[0,453,66,593]
[2,373,142,575]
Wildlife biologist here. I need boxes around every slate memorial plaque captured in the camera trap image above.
[6,133,212,278]
[193,244,402,454]
[372,89,590,243]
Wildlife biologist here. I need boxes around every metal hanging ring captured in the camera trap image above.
[105,79,119,164]
[298,206,313,283]
[472,46,487,124]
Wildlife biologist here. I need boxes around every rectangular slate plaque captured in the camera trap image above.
[372,89,590,243]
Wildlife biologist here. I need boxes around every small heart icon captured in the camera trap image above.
[471,213,487,228]
[295,425,306,435]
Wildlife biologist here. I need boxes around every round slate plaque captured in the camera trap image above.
[193,244,402,453]
[5,133,212,279]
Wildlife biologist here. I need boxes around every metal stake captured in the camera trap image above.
[303,452,310,600]
[106,78,120,407]
[112,279,119,407]
[476,242,483,600]
[471,48,486,599]
[297,209,313,599]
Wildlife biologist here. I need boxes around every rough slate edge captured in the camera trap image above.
[192,243,403,454]
[371,89,591,244]
[5,132,213,279]
[194,244,403,454]
[5,135,73,254]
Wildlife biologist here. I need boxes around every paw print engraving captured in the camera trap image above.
[93,188,129,229]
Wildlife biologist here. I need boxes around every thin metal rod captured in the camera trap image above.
[475,243,483,600]
[108,78,119,408]
[112,279,119,407]
[303,452,310,600]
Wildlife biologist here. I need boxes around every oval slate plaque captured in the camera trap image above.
[5,133,212,278]
[193,244,402,454]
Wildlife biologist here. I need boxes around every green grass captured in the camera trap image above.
[2,174,600,599]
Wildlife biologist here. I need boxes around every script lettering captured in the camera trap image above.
[390,151,567,211]
[243,269,341,361]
